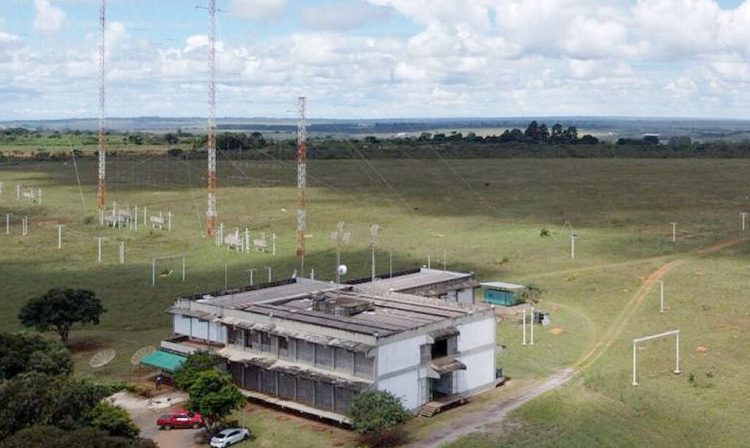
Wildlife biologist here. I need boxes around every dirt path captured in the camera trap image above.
[409,238,746,448]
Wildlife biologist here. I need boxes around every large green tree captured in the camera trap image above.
[0,373,109,439]
[0,426,157,448]
[18,288,105,342]
[89,403,140,439]
[0,332,72,380]
[174,351,222,391]
[187,370,245,431]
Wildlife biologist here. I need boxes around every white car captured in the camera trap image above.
[209,428,251,447]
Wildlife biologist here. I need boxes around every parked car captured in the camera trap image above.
[209,428,251,447]
[156,409,204,430]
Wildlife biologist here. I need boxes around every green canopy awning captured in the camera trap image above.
[139,350,186,373]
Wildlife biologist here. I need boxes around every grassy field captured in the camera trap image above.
[2,157,750,447]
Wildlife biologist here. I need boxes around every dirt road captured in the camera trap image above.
[409,238,746,448]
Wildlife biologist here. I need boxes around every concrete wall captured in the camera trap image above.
[457,288,474,304]
[377,369,421,411]
[377,334,425,376]
[173,314,226,344]
[456,317,496,394]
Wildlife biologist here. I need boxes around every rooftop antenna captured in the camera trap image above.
[296,97,307,274]
[369,224,379,282]
[331,221,351,283]
[206,0,218,237]
[95,0,107,212]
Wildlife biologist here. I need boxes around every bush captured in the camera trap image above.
[348,390,410,439]
[89,403,139,439]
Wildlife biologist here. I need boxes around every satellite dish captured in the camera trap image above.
[89,349,116,369]
[130,345,156,366]
[337,264,348,276]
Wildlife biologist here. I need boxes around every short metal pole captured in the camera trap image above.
[152,258,156,286]
[134,206,138,232]
[57,225,62,249]
[272,233,277,256]
[97,237,102,263]
[6,213,10,234]
[144,207,148,226]
[659,280,664,313]
[671,222,677,242]
[181,256,186,282]
[245,228,250,253]
[530,305,535,345]
[224,261,228,290]
[119,242,125,264]
[742,213,747,232]
[168,211,172,232]
[522,309,527,346]
[632,341,638,386]
[427,255,431,269]
[267,266,272,283]
[674,331,681,374]
[310,268,315,280]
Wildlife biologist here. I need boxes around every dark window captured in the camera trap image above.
[315,382,334,410]
[432,338,448,359]
[297,378,314,405]
[334,387,354,414]
[260,369,276,395]
[354,352,373,379]
[278,373,296,400]
[297,340,315,364]
[227,326,241,345]
[261,332,272,352]
[243,365,260,391]
[243,330,253,349]
[315,345,333,370]
[279,337,289,357]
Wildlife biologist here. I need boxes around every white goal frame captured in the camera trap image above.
[152,254,186,286]
[632,329,681,386]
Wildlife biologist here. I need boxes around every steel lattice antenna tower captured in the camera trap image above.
[96,0,106,211]
[206,0,218,237]
[296,97,307,272]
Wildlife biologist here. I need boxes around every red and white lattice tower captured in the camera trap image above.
[96,0,106,211]
[206,0,218,237]
[296,97,307,270]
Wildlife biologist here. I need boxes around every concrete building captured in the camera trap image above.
[161,277,498,423]
[351,268,479,304]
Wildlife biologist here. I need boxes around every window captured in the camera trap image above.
[278,337,289,357]
[243,330,253,349]
[431,338,448,359]
[261,332,272,352]
[354,352,373,379]
[227,326,241,345]
[315,345,333,370]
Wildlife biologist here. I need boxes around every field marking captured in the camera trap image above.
[410,237,747,448]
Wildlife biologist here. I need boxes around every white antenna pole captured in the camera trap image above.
[152,258,156,286]
[224,261,228,289]
[119,242,125,264]
[671,222,677,242]
[272,233,277,256]
[530,305,535,345]
[97,237,102,263]
[57,225,62,249]
[632,340,638,386]
[267,266,272,283]
[659,280,664,313]
[168,211,172,232]
[370,224,379,282]
[134,206,138,232]
[5,213,9,234]
[675,331,681,374]
[310,268,315,280]
[522,309,527,346]
[427,255,431,269]
[742,212,747,232]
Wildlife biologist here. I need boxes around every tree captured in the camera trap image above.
[174,351,222,391]
[187,370,245,432]
[0,426,157,448]
[89,403,139,439]
[18,288,106,342]
[0,332,72,380]
[0,373,110,439]
[348,390,409,436]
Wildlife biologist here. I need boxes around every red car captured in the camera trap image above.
[156,409,204,430]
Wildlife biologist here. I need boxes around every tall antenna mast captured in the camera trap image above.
[370,224,379,282]
[96,0,106,212]
[296,97,307,272]
[206,0,218,237]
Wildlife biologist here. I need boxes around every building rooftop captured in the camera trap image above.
[481,281,525,290]
[351,268,475,294]
[174,277,490,338]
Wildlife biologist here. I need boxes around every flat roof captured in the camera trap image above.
[196,278,343,310]
[175,278,488,338]
[354,268,474,293]
[481,281,525,290]
[140,350,186,372]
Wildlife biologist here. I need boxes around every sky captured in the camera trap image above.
[2,0,750,120]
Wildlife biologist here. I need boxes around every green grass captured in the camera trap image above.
[2,158,750,447]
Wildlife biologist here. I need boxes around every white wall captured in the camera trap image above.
[191,318,208,340]
[173,314,191,336]
[456,347,495,393]
[377,370,421,411]
[376,335,426,376]
[457,289,474,304]
[457,317,494,352]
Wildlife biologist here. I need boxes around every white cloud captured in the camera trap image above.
[33,0,65,33]
[229,0,287,20]
[301,1,392,30]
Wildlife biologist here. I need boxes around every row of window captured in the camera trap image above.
[228,362,357,415]
[226,326,374,379]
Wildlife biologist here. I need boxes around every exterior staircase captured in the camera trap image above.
[419,396,469,418]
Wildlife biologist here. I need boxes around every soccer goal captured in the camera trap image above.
[151,254,186,287]
[631,329,681,386]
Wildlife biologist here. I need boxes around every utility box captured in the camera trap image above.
[534,310,551,326]
[480,282,525,306]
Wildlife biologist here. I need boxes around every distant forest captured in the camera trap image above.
[3,121,750,159]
